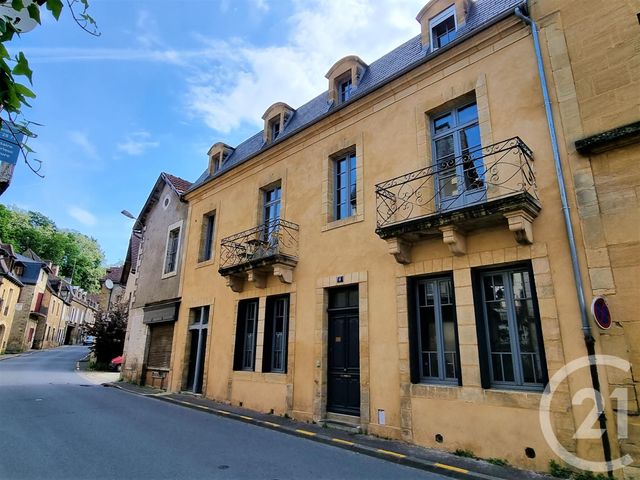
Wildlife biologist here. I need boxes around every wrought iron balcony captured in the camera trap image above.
[375,137,541,262]
[219,219,299,291]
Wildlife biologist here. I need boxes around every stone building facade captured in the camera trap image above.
[121,173,191,389]
[121,0,640,476]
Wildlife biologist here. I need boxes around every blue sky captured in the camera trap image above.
[2,0,426,264]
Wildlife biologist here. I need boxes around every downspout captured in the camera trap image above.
[514,6,613,475]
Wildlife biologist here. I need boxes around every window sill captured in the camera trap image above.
[232,370,288,384]
[161,270,178,280]
[322,213,364,232]
[195,258,216,269]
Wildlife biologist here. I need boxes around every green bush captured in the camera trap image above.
[487,458,509,467]
[454,448,478,459]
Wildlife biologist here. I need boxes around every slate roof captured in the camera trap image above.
[0,243,23,287]
[14,252,47,285]
[186,0,524,195]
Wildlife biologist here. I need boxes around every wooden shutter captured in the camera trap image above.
[147,323,174,369]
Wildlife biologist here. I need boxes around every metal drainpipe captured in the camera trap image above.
[513,6,613,475]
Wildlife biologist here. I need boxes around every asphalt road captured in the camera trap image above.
[0,347,447,480]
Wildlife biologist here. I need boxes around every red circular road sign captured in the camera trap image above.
[591,296,612,329]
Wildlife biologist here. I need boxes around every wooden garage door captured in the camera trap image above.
[147,323,174,369]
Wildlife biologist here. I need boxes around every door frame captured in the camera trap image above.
[313,272,370,429]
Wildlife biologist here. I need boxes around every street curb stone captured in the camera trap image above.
[106,381,553,480]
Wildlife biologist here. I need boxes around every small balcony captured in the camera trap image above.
[218,218,299,292]
[30,304,48,318]
[375,137,541,263]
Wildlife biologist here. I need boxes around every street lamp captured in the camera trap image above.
[120,210,136,220]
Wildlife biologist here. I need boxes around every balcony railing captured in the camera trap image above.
[375,137,538,230]
[219,218,299,273]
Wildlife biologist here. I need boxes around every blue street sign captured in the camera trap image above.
[0,122,25,166]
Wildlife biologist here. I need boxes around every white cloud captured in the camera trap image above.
[68,131,99,161]
[20,1,426,136]
[68,206,97,226]
[116,131,160,156]
[184,0,425,133]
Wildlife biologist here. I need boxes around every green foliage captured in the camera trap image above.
[87,303,127,365]
[0,204,105,291]
[548,460,615,480]
[487,458,509,467]
[454,448,478,459]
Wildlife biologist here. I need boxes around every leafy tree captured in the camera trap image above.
[0,204,105,291]
[86,303,127,366]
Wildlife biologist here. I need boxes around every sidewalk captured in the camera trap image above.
[0,351,35,361]
[107,381,553,480]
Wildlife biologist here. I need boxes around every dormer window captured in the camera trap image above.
[325,55,367,105]
[417,1,467,51]
[430,5,456,50]
[262,102,295,144]
[208,142,235,176]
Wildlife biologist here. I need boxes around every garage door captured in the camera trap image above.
[147,323,174,369]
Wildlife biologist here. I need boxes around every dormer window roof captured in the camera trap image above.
[325,55,368,105]
[262,102,294,144]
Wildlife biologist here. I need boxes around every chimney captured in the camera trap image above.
[51,264,60,277]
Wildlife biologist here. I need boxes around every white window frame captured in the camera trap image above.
[162,220,183,279]
[429,5,457,51]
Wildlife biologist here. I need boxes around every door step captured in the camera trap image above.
[322,413,362,434]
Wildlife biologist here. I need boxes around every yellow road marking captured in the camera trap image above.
[238,415,253,420]
[261,421,281,427]
[332,438,354,446]
[295,429,316,436]
[377,449,407,459]
[435,463,469,474]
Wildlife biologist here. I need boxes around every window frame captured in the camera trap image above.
[262,295,290,374]
[199,211,216,263]
[333,151,357,221]
[269,116,281,142]
[339,77,352,103]
[162,220,183,278]
[429,5,457,51]
[410,274,461,386]
[234,298,259,372]
[473,262,548,391]
[431,101,484,211]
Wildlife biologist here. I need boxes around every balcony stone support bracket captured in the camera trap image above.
[226,274,245,293]
[504,210,535,245]
[247,269,267,289]
[440,225,467,255]
[273,263,294,284]
[387,238,412,264]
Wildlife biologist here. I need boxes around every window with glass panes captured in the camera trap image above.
[334,152,357,220]
[262,295,289,373]
[413,276,460,384]
[233,299,258,371]
[430,7,456,50]
[164,227,180,274]
[339,78,352,103]
[478,266,546,389]
[432,102,484,210]
[199,212,216,262]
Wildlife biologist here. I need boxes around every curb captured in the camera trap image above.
[106,382,505,480]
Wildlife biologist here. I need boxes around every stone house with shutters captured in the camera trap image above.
[0,242,23,354]
[5,250,50,353]
[120,172,191,389]
[120,0,640,476]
